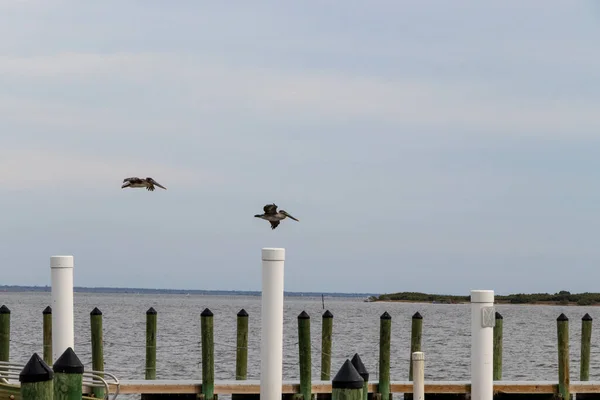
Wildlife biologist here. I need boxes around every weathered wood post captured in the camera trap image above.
[332,359,363,400]
[90,307,105,399]
[201,308,215,400]
[557,313,570,400]
[379,311,391,400]
[145,307,157,380]
[19,353,53,400]
[0,305,10,365]
[351,353,369,400]
[43,306,52,365]
[236,309,249,380]
[409,312,422,381]
[493,311,503,381]
[321,310,333,381]
[412,352,424,400]
[298,310,312,400]
[581,313,592,381]
[52,347,84,400]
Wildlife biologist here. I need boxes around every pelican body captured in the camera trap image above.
[254,203,299,230]
[121,177,167,191]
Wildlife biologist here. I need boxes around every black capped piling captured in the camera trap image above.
[379,312,391,400]
[0,305,10,364]
[581,313,592,381]
[236,309,249,380]
[52,347,84,400]
[19,353,53,400]
[409,312,422,381]
[493,311,503,380]
[351,353,369,400]
[43,306,52,365]
[298,310,312,400]
[145,307,157,380]
[90,307,105,398]
[557,313,569,400]
[332,359,364,400]
[201,308,215,400]
[321,310,333,381]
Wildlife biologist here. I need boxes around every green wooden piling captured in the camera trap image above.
[52,347,84,400]
[298,310,312,400]
[332,359,363,400]
[201,308,215,400]
[42,306,52,365]
[19,353,53,400]
[322,310,333,381]
[379,311,391,400]
[557,313,569,400]
[0,305,10,365]
[236,309,249,380]
[581,313,592,381]
[408,312,422,381]
[493,311,503,381]
[145,307,157,380]
[351,353,369,400]
[91,307,105,398]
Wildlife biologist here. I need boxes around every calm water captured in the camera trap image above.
[2,292,599,396]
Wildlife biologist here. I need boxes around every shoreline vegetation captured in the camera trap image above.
[368,290,600,306]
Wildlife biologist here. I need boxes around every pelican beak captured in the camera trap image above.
[283,211,299,221]
[154,182,167,190]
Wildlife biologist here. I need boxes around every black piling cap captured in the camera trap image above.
[0,305,10,314]
[380,311,391,320]
[323,310,333,318]
[19,353,53,383]
[298,310,310,319]
[495,312,503,320]
[90,307,102,316]
[53,347,84,374]
[146,307,157,315]
[412,312,422,319]
[237,309,249,317]
[43,306,52,315]
[557,313,568,322]
[350,353,369,381]
[201,308,213,317]
[332,359,364,389]
[583,313,593,321]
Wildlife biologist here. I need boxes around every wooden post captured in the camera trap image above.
[145,307,157,380]
[493,312,503,381]
[351,353,369,400]
[557,313,569,400]
[201,308,215,400]
[42,306,52,365]
[379,311,391,400]
[236,309,249,380]
[52,347,83,400]
[321,310,333,381]
[332,359,363,400]
[19,353,53,400]
[0,305,10,365]
[580,313,592,381]
[298,310,312,400]
[409,312,422,381]
[90,307,105,399]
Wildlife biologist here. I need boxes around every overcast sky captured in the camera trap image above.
[1,1,599,295]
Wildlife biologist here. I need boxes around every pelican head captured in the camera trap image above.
[280,210,299,221]
[147,177,167,190]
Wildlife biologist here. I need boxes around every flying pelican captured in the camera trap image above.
[121,177,167,191]
[254,203,299,230]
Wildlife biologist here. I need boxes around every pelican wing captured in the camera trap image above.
[270,220,280,230]
[123,177,143,184]
[263,203,278,215]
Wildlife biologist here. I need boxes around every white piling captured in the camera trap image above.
[471,289,494,400]
[50,255,75,362]
[412,351,425,400]
[260,248,285,400]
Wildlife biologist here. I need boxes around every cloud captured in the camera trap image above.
[1,52,599,139]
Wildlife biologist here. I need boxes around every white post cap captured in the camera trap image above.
[412,351,425,361]
[50,255,74,268]
[470,289,494,303]
[262,248,285,261]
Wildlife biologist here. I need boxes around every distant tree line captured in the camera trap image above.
[371,290,600,305]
